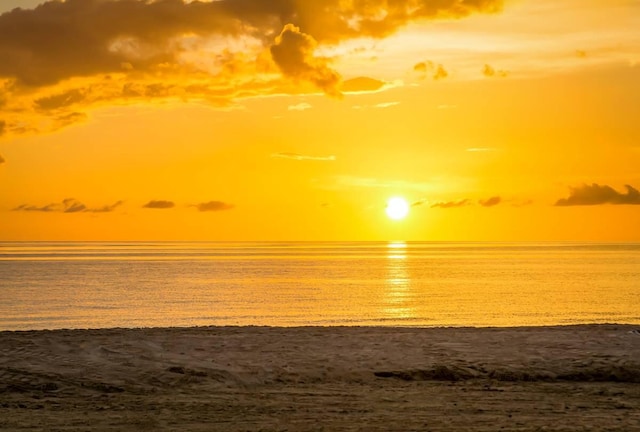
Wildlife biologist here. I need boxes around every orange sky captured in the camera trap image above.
[1,0,639,241]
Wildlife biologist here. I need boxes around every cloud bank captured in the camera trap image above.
[0,0,503,137]
[555,184,640,206]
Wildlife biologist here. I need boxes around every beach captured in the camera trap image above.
[1,325,640,431]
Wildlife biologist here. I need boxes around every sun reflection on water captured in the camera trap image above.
[384,242,416,321]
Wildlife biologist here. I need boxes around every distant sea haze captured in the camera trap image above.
[1,242,639,331]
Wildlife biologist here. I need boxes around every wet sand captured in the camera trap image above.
[1,325,640,431]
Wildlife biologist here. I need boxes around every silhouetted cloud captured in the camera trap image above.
[482,64,508,78]
[13,198,123,213]
[555,184,640,206]
[196,201,234,212]
[271,152,336,161]
[479,196,501,207]
[270,24,342,97]
[431,199,471,208]
[143,200,175,209]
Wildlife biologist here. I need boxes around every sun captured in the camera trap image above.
[386,197,410,220]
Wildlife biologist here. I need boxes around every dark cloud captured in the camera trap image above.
[143,200,175,209]
[0,0,503,134]
[555,184,640,206]
[431,199,471,209]
[270,24,342,97]
[196,201,234,212]
[35,88,87,111]
[482,64,507,78]
[479,196,501,207]
[13,198,123,213]
[0,0,502,87]
[0,153,4,164]
[0,120,5,136]
[271,152,336,161]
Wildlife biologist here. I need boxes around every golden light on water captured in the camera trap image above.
[384,241,415,321]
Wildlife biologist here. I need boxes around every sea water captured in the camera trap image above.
[1,241,639,330]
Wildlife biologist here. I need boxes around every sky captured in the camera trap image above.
[0,0,639,241]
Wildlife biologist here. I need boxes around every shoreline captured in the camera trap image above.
[2,324,640,430]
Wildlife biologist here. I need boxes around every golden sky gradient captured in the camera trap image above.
[1,0,639,241]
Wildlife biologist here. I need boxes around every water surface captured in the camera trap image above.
[1,241,639,330]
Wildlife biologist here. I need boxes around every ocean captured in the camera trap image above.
[1,241,639,330]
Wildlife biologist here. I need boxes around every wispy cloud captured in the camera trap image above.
[13,198,123,213]
[335,176,438,192]
[373,102,400,109]
[287,102,312,111]
[143,200,175,209]
[555,184,640,206]
[272,152,336,161]
[466,147,497,152]
[431,199,471,209]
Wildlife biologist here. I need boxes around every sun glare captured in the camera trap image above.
[386,197,410,220]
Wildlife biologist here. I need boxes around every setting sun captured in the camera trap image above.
[386,197,410,220]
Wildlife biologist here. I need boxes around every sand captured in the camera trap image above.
[1,325,640,431]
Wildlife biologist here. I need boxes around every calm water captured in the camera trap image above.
[0,242,639,330]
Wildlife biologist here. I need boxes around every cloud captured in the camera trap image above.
[373,102,399,108]
[433,65,448,80]
[411,199,427,207]
[431,199,471,208]
[13,198,123,213]
[271,152,336,161]
[270,24,342,97]
[288,102,312,111]
[576,50,587,58]
[482,64,508,78]
[555,184,640,206]
[196,201,234,212]
[479,196,501,207]
[466,147,497,152]
[342,76,386,93]
[143,200,175,209]
[0,0,503,136]
[0,120,5,136]
[0,153,4,164]
[413,61,448,80]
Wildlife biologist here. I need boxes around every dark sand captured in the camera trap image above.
[2,325,640,431]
